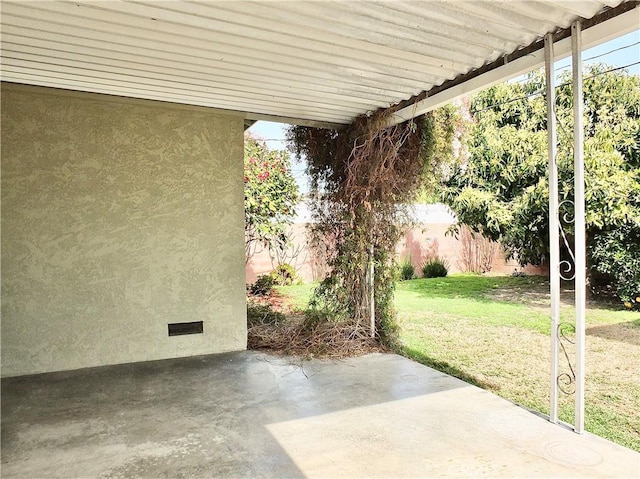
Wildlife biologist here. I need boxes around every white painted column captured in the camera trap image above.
[571,20,586,435]
[545,33,560,425]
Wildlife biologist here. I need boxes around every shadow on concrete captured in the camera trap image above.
[3,351,638,478]
[0,351,465,478]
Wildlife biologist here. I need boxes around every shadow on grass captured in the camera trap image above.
[399,276,630,313]
[586,321,640,346]
[401,346,499,391]
[398,275,548,304]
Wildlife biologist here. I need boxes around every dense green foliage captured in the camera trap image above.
[442,65,640,303]
[249,274,276,296]
[418,103,468,202]
[244,135,299,261]
[270,263,297,286]
[398,258,416,281]
[421,257,449,278]
[589,224,640,309]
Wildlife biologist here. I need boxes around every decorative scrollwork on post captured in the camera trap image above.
[558,199,575,225]
[557,322,576,395]
[558,260,574,282]
[558,199,576,281]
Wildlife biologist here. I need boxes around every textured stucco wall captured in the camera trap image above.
[1,84,247,377]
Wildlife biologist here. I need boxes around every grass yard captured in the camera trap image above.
[276,275,640,452]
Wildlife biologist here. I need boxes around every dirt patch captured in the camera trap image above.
[486,280,621,310]
[247,290,294,313]
[485,278,557,305]
[587,321,640,346]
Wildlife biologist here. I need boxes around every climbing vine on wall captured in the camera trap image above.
[287,110,436,345]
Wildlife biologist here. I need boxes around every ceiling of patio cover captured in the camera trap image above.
[1,1,637,127]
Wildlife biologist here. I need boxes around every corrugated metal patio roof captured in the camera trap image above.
[1,1,638,127]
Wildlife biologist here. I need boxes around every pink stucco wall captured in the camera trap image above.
[246,222,547,284]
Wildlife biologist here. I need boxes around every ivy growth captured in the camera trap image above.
[288,110,439,345]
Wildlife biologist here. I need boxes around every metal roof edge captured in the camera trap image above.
[389,1,640,126]
[244,112,346,130]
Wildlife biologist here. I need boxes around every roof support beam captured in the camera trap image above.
[572,20,587,436]
[545,32,561,428]
[388,2,639,125]
[243,112,344,130]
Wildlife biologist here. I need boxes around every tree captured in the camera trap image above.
[418,101,470,203]
[442,65,640,305]
[244,135,299,263]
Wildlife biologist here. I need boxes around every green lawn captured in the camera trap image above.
[276,275,640,452]
[275,282,315,310]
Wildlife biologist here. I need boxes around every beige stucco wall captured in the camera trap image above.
[1,83,247,377]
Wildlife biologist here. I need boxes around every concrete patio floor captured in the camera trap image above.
[1,351,638,478]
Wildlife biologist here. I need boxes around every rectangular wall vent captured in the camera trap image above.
[168,321,203,336]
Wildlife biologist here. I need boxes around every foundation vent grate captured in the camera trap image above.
[168,321,203,336]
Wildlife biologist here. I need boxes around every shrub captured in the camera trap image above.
[249,274,276,296]
[422,257,449,278]
[247,301,285,326]
[590,224,640,309]
[398,258,415,281]
[271,263,297,286]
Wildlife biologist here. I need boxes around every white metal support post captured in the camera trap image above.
[545,33,560,425]
[369,244,375,338]
[572,20,586,434]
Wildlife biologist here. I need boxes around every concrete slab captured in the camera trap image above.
[1,351,638,478]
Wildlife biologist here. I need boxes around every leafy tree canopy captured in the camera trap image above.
[244,135,299,262]
[442,64,640,304]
